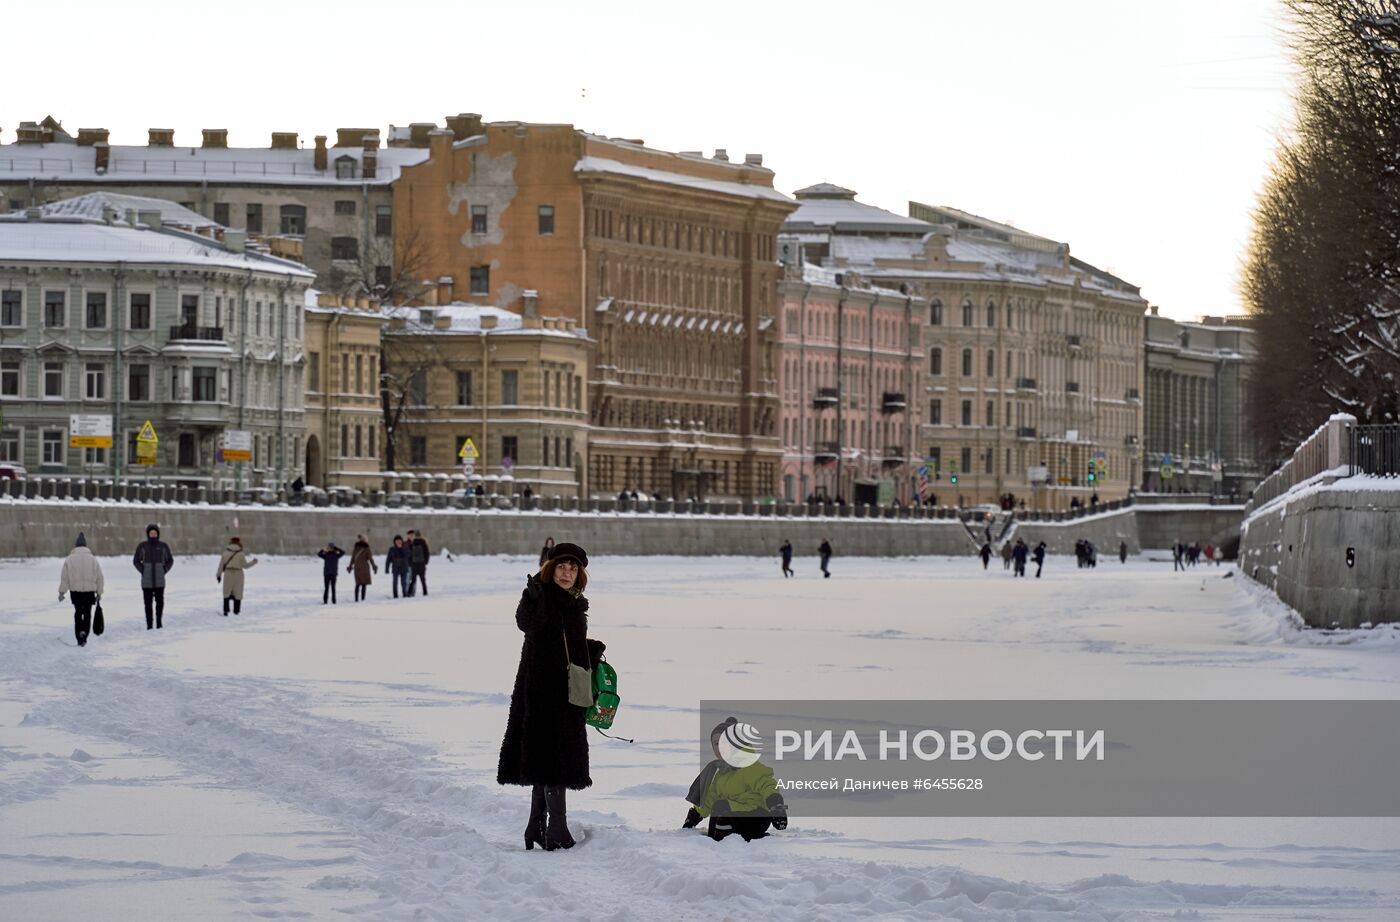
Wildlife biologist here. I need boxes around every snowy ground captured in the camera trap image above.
[2,549,1398,921]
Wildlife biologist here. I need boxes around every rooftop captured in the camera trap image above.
[784,184,935,236]
[38,191,219,229]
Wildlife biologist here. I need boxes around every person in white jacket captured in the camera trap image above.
[58,532,105,647]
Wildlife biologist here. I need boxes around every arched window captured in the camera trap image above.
[962,298,973,327]
[961,348,973,377]
[929,299,943,325]
[986,349,995,378]
[986,299,996,327]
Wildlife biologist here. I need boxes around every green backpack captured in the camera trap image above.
[585,656,619,729]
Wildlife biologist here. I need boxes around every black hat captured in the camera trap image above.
[549,542,588,569]
[146,523,160,537]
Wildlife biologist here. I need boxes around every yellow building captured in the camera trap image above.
[303,292,385,490]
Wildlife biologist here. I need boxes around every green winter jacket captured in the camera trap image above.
[690,760,780,818]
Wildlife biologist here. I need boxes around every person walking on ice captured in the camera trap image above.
[133,523,174,630]
[318,542,345,604]
[385,535,411,599]
[408,530,431,596]
[780,539,795,578]
[349,534,378,602]
[59,532,103,646]
[818,538,833,578]
[979,542,993,569]
[1033,541,1047,578]
[1001,541,1013,570]
[216,536,257,616]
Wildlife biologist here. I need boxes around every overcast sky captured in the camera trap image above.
[5,0,1296,320]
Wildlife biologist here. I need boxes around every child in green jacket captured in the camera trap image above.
[683,717,788,841]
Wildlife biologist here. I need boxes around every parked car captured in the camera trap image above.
[0,462,27,480]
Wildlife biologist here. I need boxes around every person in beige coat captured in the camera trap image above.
[216,536,258,616]
[58,532,104,646]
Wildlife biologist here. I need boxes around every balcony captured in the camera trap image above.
[1017,426,1037,439]
[882,446,904,466]
[814,441,839,464]
[1066,381,1081,393]
[1125,387,1140,401]
[813,386,839,410]
[1067,334,1082,348]
[1016,377,1037,391]
[169,323,224,342]
[881,391,906,413]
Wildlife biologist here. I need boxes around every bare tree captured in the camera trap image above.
[327,222,431,304]
[379,322,454,472]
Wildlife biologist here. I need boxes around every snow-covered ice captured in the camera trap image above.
[2,551,1398,920]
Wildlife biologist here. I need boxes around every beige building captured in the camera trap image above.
[379,293,592,496]
[302,293,385,490]
[783,187,1147,510]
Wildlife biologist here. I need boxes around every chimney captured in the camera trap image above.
[124,208,138,226]
[224,230,246,253]
[522,289,538,319]
[409,122,436,146]
[314,135,328,171]
[148,128,174,147]
[436,276,454,304]
[743,153,763,166]
[101,204,118,224]
[137,208,162,228]
[202,129,228,149]
[713,149,729,162]
[335,128,378,148]
[445,112,483,141]
[362,142,377,180]
[427,127,454,160]
[94,141,109,173]
[270,132,298,150]
[76,128,109,146]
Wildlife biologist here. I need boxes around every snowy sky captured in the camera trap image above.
[4,0,1296,320]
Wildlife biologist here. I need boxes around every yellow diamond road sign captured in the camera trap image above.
[458,437,479,460]
[136,420,158,443]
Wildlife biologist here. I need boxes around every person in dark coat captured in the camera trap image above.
[1012,538,1029,577]
[348,535,378,602]
[318,542,345,604]
[818,539,833,578]
[385,535,410,599]
[1033,541,1047,578]
[497,542,605,852]
[779,539,794,578]
[409,530,430,596]
[1001,541,1013,570]
[132,523,174,629]
[539,536,555,567]
[1119,541,1129,564]
[979,542,993,569]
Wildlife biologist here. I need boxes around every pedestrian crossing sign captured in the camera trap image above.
[458,437,479,460]
[136,420,158,443]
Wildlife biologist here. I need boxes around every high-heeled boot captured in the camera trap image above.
[543,786,575,850]
[524,784,548,850]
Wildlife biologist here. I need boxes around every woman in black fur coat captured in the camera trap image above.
[497,542,605,850]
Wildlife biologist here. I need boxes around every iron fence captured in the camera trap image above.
[1349,423,1400,476]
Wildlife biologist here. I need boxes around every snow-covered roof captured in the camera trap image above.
[382,303,589,339]
[0,213,315,277]
[0,142,429,186]
[38,191,219,229]
[784,184,934,235]
[574,156,792,203]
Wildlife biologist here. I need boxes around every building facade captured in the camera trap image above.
[394,124,795,499]
[0,193,314,483]
[1142,312,1261,496]
[303,292,386,490]
[379,296,591,497]
[782,186,1147,510]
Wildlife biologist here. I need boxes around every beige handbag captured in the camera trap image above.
[562,630,594,708]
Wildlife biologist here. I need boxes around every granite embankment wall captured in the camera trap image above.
[1239,483,1400,628]
[0,500,1244,562]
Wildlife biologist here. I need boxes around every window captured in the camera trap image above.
[181,294,199,326]
[929,299,942,326]
[340,424,349,458]
[408,369,426,405]
[128,364,150,401]
[341,355,349,392]
[375,265,392,289]
[192,366,217,401]
[961,349,972,377]
[335,157,356,180]
[280,204,306,235]
[456,370,473,406]
[213,202,230,226]
[85,363,106,400]
[409,436,427,466]
[929,399,942,425]
[1,289,20,326]
[355,425,363,458]
[130,292,152,329]
[470,266,489,296]
[538,205,555,235]
[83,446,107,466]
[334,200,356,216]
[85,291,107,328]
[565,436,572,465]
[331,236,358,260]
[308,351,320,391]
[246,203,263,234]
[929,347,942,375]
[0,360,18,396]
[44,290,65,328]
[375,205,392,237]
[471,204,487,234]
[0,429,18,462]
[985,400,995,426]
[961,400,972,426]
[501,369,518,405]
[178,433,195,467]
[985,448,994,474]
[501,435,518,466]
[42,429,64,466]
[960,446,972,473]
[44,361,63,398]
[986,300,996,327]
[355,355,363,393]
[986,349,995,378]
[961,299,973,327]
[369,427,376,458]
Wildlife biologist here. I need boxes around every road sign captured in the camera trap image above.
[134,419,158,464]
[458,437,479,460]
[136,420,158,443]
[1160,464,1174,479]
[221,429,252,463]
[1027,465,1049,484]
[463,461,476,476]
[69,414,113,449]
[501,455,514,471]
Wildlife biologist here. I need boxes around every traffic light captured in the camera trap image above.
[949,462,958,485]
[1086,462,1096,483]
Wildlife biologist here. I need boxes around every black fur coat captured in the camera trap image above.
[497,575,604,789]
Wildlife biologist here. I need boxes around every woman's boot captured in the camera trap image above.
[543,786,575,849]
[524,784,548,850]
